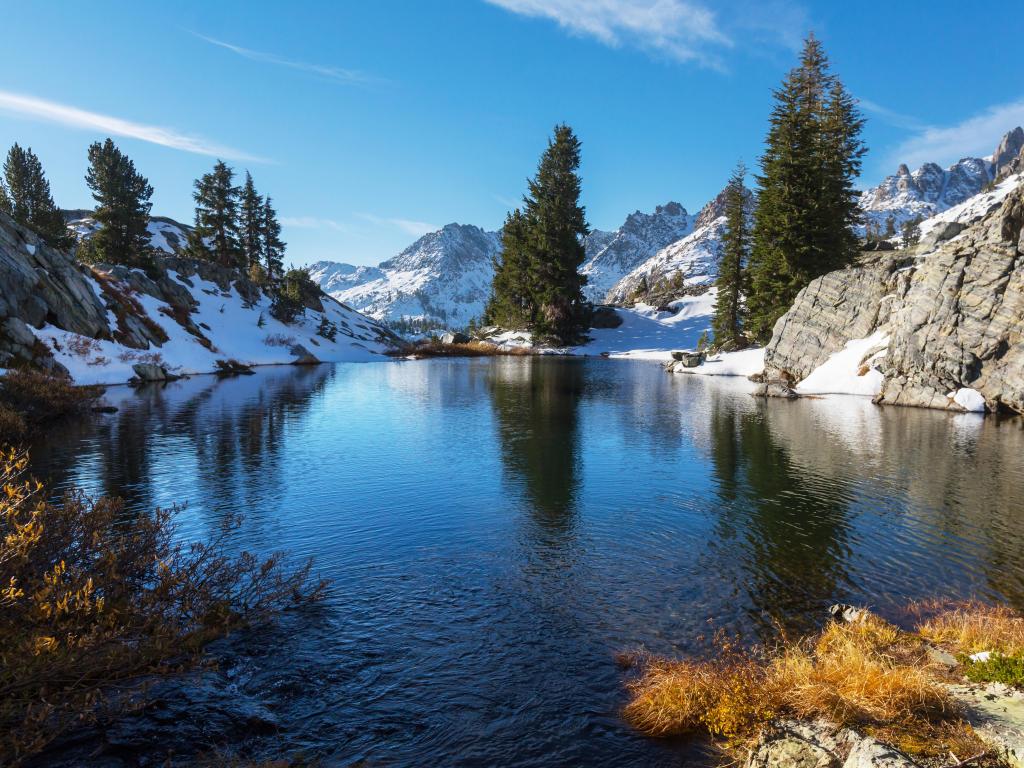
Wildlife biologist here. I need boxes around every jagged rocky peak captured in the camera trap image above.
[579,201,692,302]
[994,126,1024,181]
[693,184,754,229]
[382,223,499,273]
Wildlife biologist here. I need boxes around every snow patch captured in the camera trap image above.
[795,331,889,397]
[948,387,987,413]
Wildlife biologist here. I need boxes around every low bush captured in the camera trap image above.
[624,614,973,759]
[961,653,1024,686]
[0,447,327,765]
[0,369,104,443]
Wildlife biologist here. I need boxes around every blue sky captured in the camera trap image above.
[1,0,1022,267]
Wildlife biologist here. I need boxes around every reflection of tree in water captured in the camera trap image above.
[708,400,852,637]
[486,358,584,541]
[30,367,334,535]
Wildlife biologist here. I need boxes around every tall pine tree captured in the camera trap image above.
[261,196,285,279]
[525,124,589,343]
[0,143,72,248]
[84,138,154,266]
[239,171,264,270]
[190,160,243,268]
[746,35,865,342]
[486,125,590,343]
[711,162,750,350]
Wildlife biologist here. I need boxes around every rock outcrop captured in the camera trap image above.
[0,209,400,382]
[746,721,920,768]
[762,177,1024,414]
[0,211,109,371]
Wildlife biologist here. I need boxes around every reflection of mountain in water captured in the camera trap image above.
[486,358,584,540]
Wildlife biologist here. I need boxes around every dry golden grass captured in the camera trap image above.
[624,614,965,756]
[916,601,1024,655]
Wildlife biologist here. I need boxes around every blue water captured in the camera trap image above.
[28,357,1024,766]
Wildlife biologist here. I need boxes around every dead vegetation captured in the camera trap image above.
[622,610,1012,761]
[0,447,327,765]
[398,339,534,358]
[0,369,105,444]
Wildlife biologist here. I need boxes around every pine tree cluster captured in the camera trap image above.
[185,163,285,280]
[485,124,591,345]
[745,34,866,342]
[710,162,750,351]
[0,143,73,249]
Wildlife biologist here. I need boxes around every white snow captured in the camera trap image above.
[571,292,716,360]
[24,243,36,255]
[675,347,766,377]
[949,387,987,413]
[31,269,395,385]
[917,173,1021,243]
[795,331,889,397]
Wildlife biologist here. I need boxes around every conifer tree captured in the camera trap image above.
[261,196,285,279]
[84,138,154,266]
[524,124,590,343]
[484,208,532,328]
[0,143,73,248]
[191,160,242,268]
[746,35,866,342]
[239,171,264,270]
[711,162,750,350]
[486,125,590,343]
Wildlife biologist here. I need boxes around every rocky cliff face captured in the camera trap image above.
[762,175,1024,414]
[579,201,692,302]
[606,187,754,305]
[0,210,400,384]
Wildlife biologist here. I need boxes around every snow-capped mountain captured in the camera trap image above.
[310,204,692,330]
[858,158,995,235]
[580,202,692,302]
[312,223,501,331]
[605,187,753,305]
[857,127,1024,235]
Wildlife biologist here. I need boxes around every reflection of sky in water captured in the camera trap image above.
[27,359,1024,767]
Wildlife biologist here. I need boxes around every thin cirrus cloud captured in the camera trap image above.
[281,216,349,233]
[482,0,733,67]
[887,98,1024,169]
[193,33,381,86]
[0,89,266,162]
[356,212,438,237]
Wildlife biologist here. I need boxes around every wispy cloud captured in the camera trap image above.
[194,32,381,86]
[356,212,438,237]
[281,216,349,233]
[888,98,1024,169]
[0,89,266,162]
[483,0,732,67]
[858,98,929,132]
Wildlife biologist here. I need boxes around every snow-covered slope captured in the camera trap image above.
[605,186,753,305]
[64,210,192,254]
[33,270,397,385]
[858,157,996,235]
[579,202,692,302]
[314,224,501,331]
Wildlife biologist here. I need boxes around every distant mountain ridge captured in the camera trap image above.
[301,126,1024,327]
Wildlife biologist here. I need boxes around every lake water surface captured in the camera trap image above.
[29,358,1024,766]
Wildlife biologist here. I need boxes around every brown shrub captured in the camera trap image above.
[916,601,1024,655]
[624,614,962,756]
[0,447,327,765]
[0,369,104,425]
[402,340,534,358]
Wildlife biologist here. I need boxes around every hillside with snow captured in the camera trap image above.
[579,201,692,302]
[1,210,401,385]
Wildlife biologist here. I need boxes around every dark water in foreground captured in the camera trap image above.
[29,358,1024,766]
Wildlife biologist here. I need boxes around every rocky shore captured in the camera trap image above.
[754,177,1024,414]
